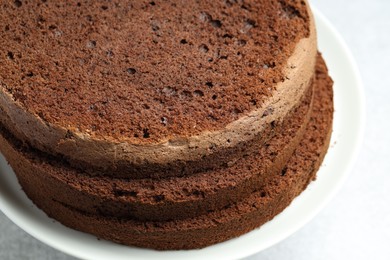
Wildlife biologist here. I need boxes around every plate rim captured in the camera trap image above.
[0,7,365,260]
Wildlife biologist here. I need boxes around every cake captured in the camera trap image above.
[0,0,333,250]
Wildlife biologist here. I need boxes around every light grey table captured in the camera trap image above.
[1,0,389,259]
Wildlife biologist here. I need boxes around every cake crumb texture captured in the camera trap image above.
[0,0,309,142]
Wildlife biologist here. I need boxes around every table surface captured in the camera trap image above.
[1,0,389,259]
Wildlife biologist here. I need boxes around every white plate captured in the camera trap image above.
[0,7,365,260]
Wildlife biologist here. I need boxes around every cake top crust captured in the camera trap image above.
[0,0,309,143]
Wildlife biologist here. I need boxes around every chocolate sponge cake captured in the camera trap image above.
[0,0,316,178]
[0,0,333,250]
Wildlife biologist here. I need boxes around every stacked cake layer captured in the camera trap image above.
[0,0,333,250]
[0,0,316,178]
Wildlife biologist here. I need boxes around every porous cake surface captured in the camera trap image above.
[0,0,309,141]
[0,0,316,172]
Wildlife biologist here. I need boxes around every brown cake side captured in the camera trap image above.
[0,0,316,177]
[0,78,313,221]
[0,55,333,249]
